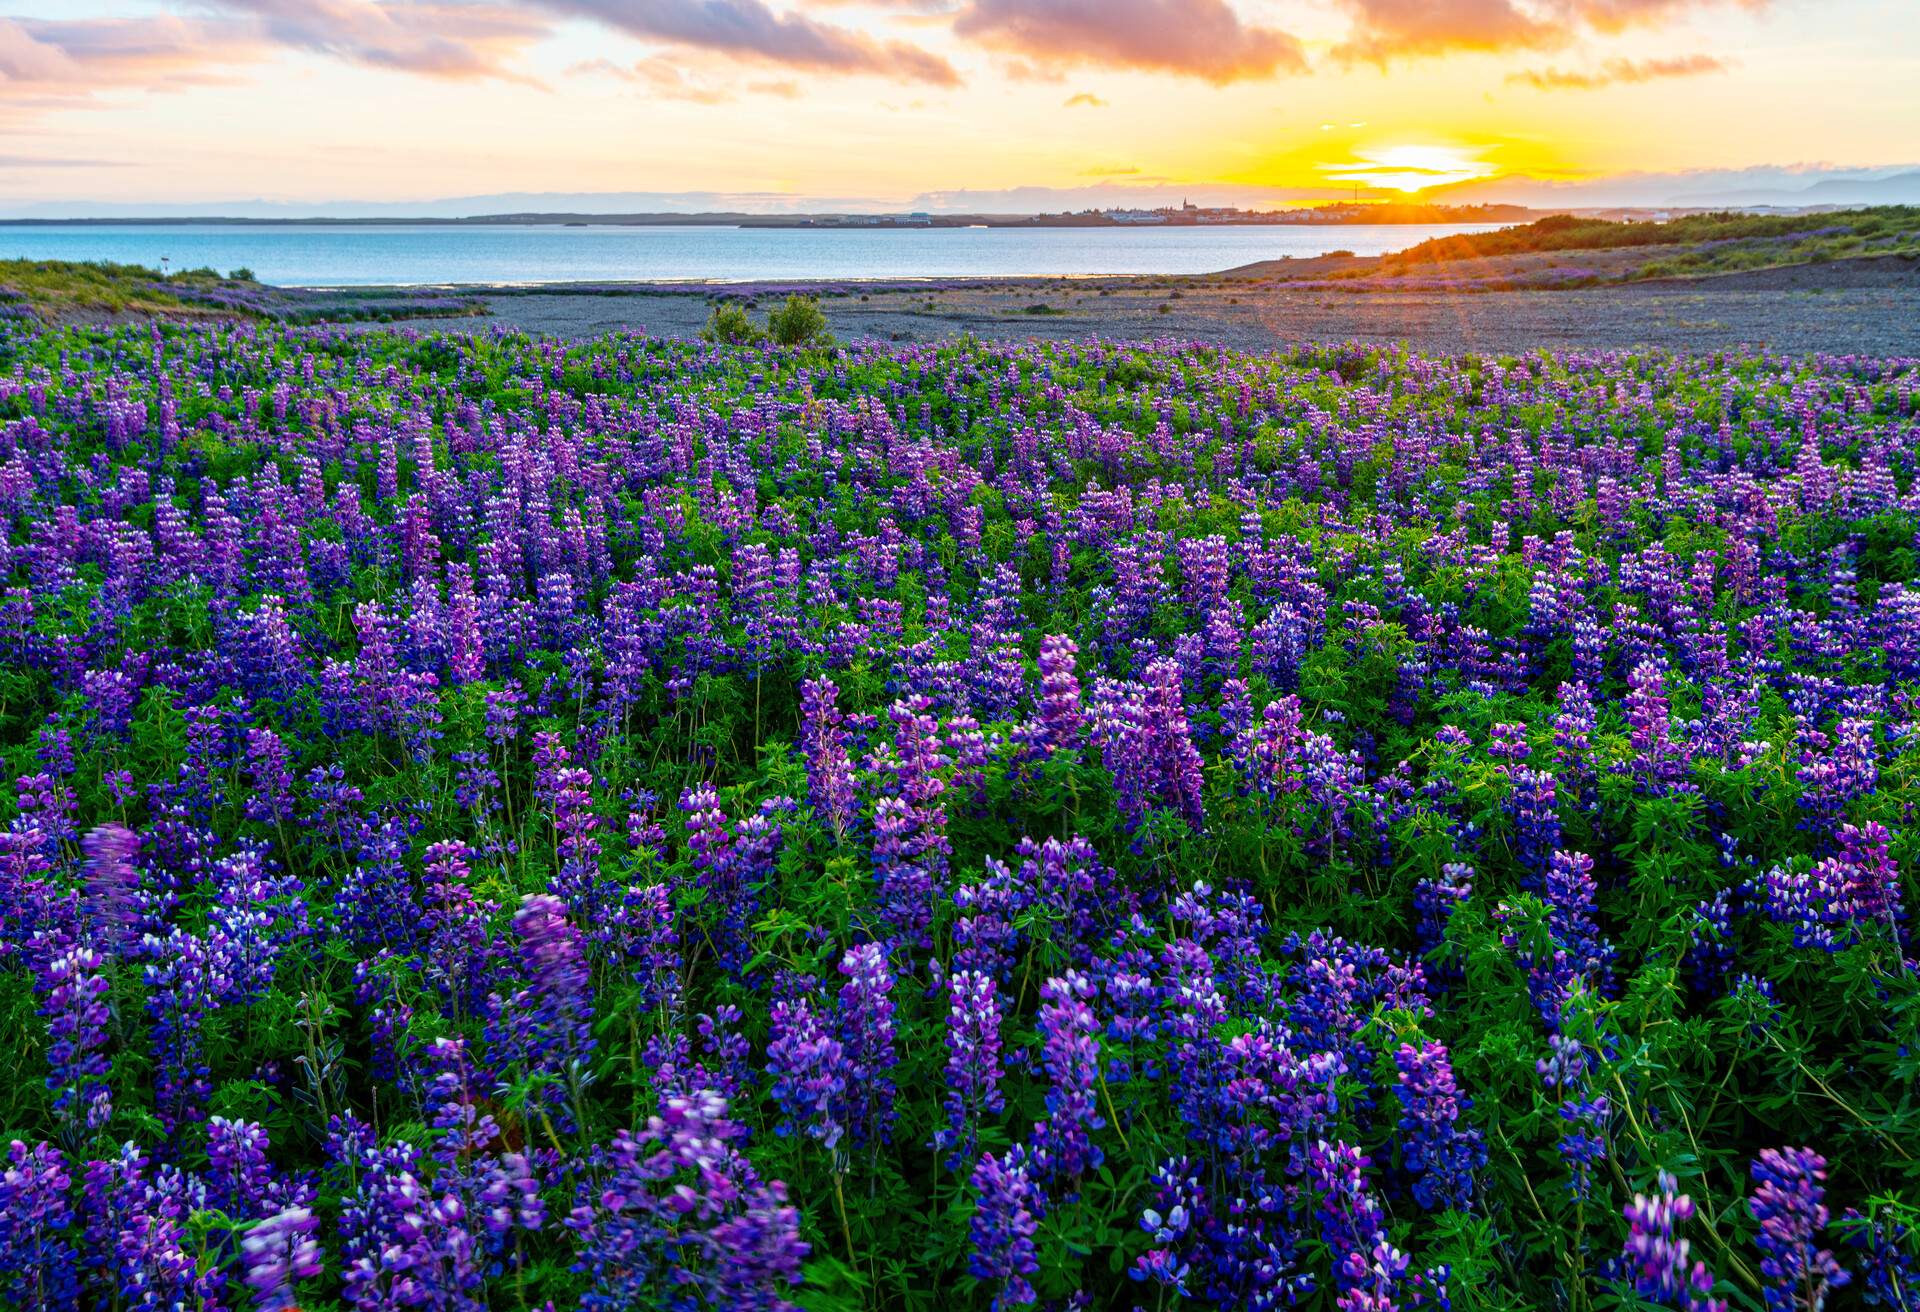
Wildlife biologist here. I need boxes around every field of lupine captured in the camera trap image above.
[0,315,1916,1312]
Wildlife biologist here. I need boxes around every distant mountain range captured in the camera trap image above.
[3,166,1915,221]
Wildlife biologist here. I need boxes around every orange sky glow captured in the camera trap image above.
[0,0,1913,211]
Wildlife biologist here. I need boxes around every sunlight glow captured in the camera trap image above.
[1321,146,1495,194]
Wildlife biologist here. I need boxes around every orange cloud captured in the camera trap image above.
[1337,0,1769,62]
[953,0,1306,84]
[1336,0,1562,61]
[1545,0,1769,33]
[1510,52,1731,88]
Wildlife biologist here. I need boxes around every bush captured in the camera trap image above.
[700,302,764,346]
[765,294,831,347]
[228,267,257,282]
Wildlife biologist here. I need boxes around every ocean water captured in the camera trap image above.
[0,222,1503,287]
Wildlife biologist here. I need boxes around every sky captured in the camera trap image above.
[0,0,1916,212]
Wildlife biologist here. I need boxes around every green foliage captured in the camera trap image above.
[703,300,766,345]
[766,293,832,347]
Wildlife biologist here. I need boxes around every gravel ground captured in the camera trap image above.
[366,275,1920,357]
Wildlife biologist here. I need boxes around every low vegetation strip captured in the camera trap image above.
[0,258,490,324]
[1329,205,1920,287]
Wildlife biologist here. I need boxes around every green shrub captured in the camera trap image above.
[701,302,764,346]
[765,294,831,347]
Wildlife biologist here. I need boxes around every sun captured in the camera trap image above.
[1322,145,1495,195]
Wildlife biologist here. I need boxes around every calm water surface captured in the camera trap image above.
[0,222,1503,286]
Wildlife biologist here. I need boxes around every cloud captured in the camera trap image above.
[1544,0,1768,32]
[204,0,546,79]
[1510,52,1730,88]
[569,54,803,101]
[570,55,733,100]
[1063,90,1106,106]
[0,154,128,168]
[1337,0,1768,61]
[1335,0,1560,61]
[527,0,959,83]
[952,0,1305,83]
[0,15,257,99]
[1,4,542,104]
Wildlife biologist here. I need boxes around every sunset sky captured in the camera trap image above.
[1,0,1915,210]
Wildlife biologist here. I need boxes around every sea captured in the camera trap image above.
[0,222,1504,287]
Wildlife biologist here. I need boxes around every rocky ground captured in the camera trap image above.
[365,265,1920,357]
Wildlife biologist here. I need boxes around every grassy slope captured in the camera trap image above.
[1380,206,1920,278]
[0,259,228,317]
[0,258,488,324]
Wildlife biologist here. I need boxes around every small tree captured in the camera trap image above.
[765,294,830,347]
[701,302,763,345]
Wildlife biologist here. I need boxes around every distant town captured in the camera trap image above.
[745,201,1536,228]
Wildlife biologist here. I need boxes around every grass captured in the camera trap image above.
[0,258,489,324]
[0,258,217,316]
[1371,206,1920,282]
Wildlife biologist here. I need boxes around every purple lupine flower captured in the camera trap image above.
[338,1144,491,1310]
[837,943,899,1150]
[766,990,847,1150]
[1309,1139,1409,1309]
[969,1146,1043,1310]
[1413,864,1473,971]
[1750,1148,1849,1312]
[80,821,141,951]
[567,1090,806,1312]
[1839,1207,1918,1308]
[1545,849,1614,990]
[1393,1041,1484,1212]
[208,1117,274,1217]
[799,676,857,837]
[141,927,223,1132]
[241,1206,321,1312]
[1622,1170,1726,1312]
[0,1140,79,1312]
[1508,767,1561,874]
[546,761,612,932]
[210,843,308,1007]
[242,729,297,828]
[938,969,1006,1168]
[37,944,112,1134]
[486,893,595,1132]
[1538,1033,1610,1199]
[680,783,787,975]
[422,1035,506,1166]
[1030,970,1105,1182]
[1836,820,1906,940]
[868,698,951,949]
[619,880,682,1018]
[333,818,425,955]
[1035,633,1085,754]
[1142,658,1207,829]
